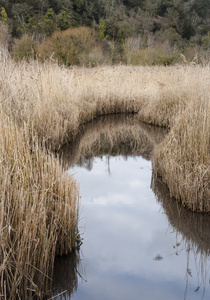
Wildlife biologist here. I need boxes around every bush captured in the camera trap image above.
[123,42,178,66]
[11,34,37,61]
[38,26,104,66]
[202,32,210,50]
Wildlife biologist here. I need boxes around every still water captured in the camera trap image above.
[52,115,210,300]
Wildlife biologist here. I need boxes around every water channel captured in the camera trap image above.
[51,115,210,300]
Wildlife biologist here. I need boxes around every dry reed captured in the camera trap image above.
[146,66,209,212]
[153,94,209,212]
[0,110,79,298]
[0,49,79,299]
[0,45,209,298]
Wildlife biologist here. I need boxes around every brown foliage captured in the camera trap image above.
[37,26,108,66]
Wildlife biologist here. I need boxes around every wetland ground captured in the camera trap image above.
[0,46,209,298]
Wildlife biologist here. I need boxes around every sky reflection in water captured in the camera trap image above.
[52,116,210,300]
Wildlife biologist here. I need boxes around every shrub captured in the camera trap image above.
[123,43,178,66]
[202,32,210,50]
[38,26,102,66]
[11,34,37,61]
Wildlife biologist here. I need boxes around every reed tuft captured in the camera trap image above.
[153,95,209,212]
[0,111,79,298]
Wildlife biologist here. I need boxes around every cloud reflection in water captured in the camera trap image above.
[52,115,210,300]
[53,155,210,300]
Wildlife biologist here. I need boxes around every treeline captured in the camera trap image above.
[0,0,210,65]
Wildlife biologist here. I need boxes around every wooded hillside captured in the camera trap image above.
[0,0,210,64]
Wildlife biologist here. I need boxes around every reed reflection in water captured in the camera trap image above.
[52,115,210,300]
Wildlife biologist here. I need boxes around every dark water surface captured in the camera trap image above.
[52,115,210,300]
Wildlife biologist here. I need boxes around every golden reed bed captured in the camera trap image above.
[0,46,209,298]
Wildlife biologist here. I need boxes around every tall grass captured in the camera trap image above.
[0,111,79,298]
[0,50,79,299]
[140,64,209,212]
[0,45,209,298]
[153,95,209,212]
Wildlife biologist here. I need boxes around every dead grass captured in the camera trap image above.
[153,95,209,212]
[0,46,209,298]
[0,110,79,299]
[0,50,79,299]
[141,65,209,212]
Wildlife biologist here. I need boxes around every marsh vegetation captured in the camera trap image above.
[0,42,209,298]
[52,115,210,300]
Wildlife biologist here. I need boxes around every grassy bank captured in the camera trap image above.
[0,46,209,298]
[139,65,209,212]
[153,95,209,212]
[135,64,209,212]
[0,113,79,299]
[0,49,80,299]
